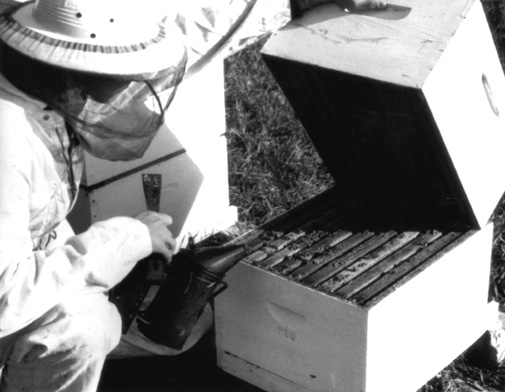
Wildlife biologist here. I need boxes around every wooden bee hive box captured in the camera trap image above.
[215,1,505,391]
[215,189,493,392]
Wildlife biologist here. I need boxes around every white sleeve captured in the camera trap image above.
[0,115,152,336]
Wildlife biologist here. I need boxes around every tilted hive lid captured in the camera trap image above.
[261,0,505,230]
[264,0,479,88]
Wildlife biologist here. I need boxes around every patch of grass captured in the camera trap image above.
[224,36,334,227]
[224,3,505,391]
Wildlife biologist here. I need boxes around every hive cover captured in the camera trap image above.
[261,0,505,230]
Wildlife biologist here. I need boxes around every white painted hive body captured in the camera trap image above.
[68,62,237,246]
[215,1,505,391]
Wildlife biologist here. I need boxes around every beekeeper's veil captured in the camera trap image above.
[0,0,187,161]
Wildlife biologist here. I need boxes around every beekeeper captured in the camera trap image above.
[0,0,386,391]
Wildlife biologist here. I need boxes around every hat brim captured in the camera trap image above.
[0,4,187,80]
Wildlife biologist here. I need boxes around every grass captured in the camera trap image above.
[225,40,334,228]
[224,1,505,391]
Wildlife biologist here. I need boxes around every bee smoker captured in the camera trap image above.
[137,243,247,349]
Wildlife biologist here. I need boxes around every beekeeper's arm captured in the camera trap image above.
[0,113,173,337]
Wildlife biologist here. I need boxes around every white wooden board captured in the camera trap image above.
[262,0,478,88]
[69,150,236,248]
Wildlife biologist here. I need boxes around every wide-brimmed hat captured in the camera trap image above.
[0,0,187,80]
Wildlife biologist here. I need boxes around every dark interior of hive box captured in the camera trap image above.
[261,55,480,232]
[224,54,480,309]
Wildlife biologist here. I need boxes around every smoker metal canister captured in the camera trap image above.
[136,249,228,349]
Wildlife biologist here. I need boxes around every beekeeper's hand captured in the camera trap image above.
[136,211,176,265]
[299,0,387,12]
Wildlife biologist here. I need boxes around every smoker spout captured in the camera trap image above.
[194,244,248,276]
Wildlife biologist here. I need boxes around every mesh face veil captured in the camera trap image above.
[0,39,188,161]
[57,65,187,161]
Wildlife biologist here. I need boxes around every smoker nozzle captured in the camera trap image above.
[136,243,247,349]
[192,243,248,275]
